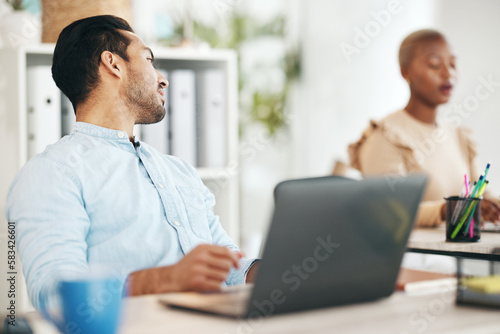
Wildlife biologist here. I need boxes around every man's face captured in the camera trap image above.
[121,31,168,124]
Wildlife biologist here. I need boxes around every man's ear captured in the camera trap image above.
[100,51,123,79]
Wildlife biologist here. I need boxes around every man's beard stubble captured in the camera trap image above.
[126,70,166,125]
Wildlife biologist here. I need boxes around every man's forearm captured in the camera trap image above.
[126,266,176,296]
[126,245,244,296]
[129,261,259,296]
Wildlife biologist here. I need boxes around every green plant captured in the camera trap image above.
[160,11,301,136]
[6,0,23,10]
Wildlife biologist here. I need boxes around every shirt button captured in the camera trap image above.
[118,132,125,138]
[158,183,164,189]
[174,221,180,226]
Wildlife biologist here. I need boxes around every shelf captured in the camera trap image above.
[16,43,236,62]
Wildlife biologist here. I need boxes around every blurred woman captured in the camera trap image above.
[348,29,500,228]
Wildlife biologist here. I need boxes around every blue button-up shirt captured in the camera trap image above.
[5,122,255,310]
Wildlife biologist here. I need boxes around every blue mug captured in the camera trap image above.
[42,277,123,334]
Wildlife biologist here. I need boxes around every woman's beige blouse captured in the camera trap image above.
[348,110,489,227]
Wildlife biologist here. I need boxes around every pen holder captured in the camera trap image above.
[445,196,481,242]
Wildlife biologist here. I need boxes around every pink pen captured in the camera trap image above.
[464,174,469,197]
[464,174,475,238]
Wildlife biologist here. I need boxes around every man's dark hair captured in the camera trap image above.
[52,15,134,111]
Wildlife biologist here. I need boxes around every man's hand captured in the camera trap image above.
[170,244,242,291]
[126,244,242,296]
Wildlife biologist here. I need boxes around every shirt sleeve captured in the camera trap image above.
[357,129,444,227]
[5,156,90,310]
[199,179,258,285]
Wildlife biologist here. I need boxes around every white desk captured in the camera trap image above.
[408,227,500,261]
[20,228,500,333]
[25,290,500,334]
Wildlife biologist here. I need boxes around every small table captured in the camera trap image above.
[407,227,500,261]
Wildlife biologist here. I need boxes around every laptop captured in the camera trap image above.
[159,174,427,318]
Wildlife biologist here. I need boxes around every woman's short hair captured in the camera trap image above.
[399,29,446,69]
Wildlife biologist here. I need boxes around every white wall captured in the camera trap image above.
[434,0,500,190]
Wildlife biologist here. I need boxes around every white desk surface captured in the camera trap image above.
[22,228,500,333]
[26,290,500,334]
[408,227,500,258]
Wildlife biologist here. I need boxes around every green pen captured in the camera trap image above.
[469,174,484,198]
[483,162,491,180]
[451,175,484,239]
[463,181,488,236]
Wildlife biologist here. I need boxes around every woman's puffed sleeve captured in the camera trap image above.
[349,121,411,176]
[349,120,445,227]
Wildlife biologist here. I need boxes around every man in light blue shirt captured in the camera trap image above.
[5,15,258,310]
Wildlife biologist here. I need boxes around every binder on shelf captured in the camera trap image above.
[27,66,61,158]
[141,69,169,154]
[169,69,197,166]
[196,69,227,168]
[61,93,76,136]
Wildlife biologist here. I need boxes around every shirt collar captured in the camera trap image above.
[73,122,141,149]
[73,122,132,141]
